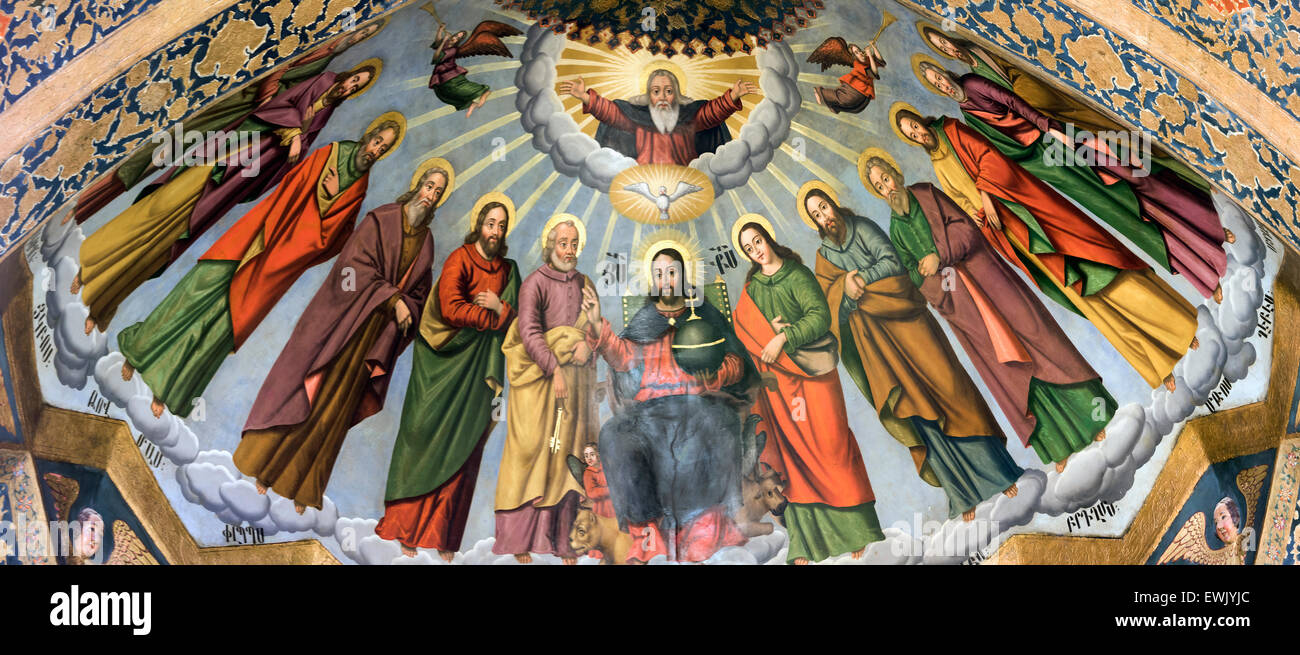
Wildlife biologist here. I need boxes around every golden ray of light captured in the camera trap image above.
[401,61,521,89]
[790,121,860,164]
[422,112,521,159]
[790,43,816,53]
[459,150,550,230]
[778,143,849,195]
[454,132,533,189]
[799,99,840,120]
[598,208,619,260]
[726,190,747,219]
[409,87,519,128]
[687,220,697,241]
[709,207,727,244]
[800,100,875,133]
[488,6,531,26]
[556,179,583,215]
[764,162,800,196]
[517,170,562,224]
[745,178,792,234]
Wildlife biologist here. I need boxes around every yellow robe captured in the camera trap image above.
[928,139,1197,388]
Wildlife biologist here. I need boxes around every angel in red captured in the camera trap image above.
[428,20,522,117]
[807,37,886,114]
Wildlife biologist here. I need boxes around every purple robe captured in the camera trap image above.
[429,45,468,85]
[492,263,587,559]
[907,183,1101,445]
[242,203,434,433]
[146,72,343,266]
[957,73,1227,298]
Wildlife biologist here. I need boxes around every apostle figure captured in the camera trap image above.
[73,61,381,334]
[71,23,385,223]
[581,246,758,562]
[801,183,1016,520]
[807,37,886,114]
[917,59,1233,300]
[233,160,446,513]
[375,194,519,561]
[867,153,1115,474]
[117,114,404,419]
[493,215,599,564]
[559,68,757,165]
[427,21,522,118]
[892,105,1199,391]
[732,215,885,561]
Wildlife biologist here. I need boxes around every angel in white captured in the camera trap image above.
[622,181,703,221]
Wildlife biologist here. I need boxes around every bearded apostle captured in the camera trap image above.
[559,70,756,165]
[493,217,599,564]
[893,107,1199,391]
[582,248,758,562]
[71,25,383,223]
[801,184,1017,521]
[732,217,885,561]
[375,195,519,561]
[867,155,1115,474]
[917,61,1231,300]
[73,64,379,335]
[233,162,445,513]
[116,116,402,419]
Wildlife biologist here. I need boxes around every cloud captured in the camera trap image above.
[513,25,800,194]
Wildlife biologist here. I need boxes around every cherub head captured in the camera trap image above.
[1213,496,1241,543]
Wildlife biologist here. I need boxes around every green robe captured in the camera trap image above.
[384,262,520,502]
[746,260,885,560]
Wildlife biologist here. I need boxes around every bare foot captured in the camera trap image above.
[814,90,823,105]
[1190,337,1200,350]
[121,361,134,381]
[1004,483,1019,497]
[562,557,576,565]
[401,545,417,558]
[467,90,491,118]
[70,272,82,295]
[62,212,74,225]
[1095,428,1107,442]
[294,503,306,515]
[150,397,165,418]
[1213,285,1224,304]
[255,481,267,495]
[1224,228,1235,244]
[84,317,96,336]
[438,550,454,562]
[962,509,975,522]
[1164,374,1176,392]
[792,557,809,565]
[514,553,532,564]
[1056,455,1069,474]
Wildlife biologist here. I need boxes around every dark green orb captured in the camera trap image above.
[671,316,727,375]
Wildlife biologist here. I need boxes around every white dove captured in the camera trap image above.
[623,181,703,221]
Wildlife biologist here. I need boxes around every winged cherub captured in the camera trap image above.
[1156,465,1268,565]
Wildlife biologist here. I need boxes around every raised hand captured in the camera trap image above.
[729,79,759,102]
[581,286,602,328]
[560,76,587,101]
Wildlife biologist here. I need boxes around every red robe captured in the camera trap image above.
[583,90,742,165]
[583,464,615,519]
[940,117,1147,293]
[199,143,368,348]
[734,289,875,508]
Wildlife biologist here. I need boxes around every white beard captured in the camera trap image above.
[549,250,577,273]
[649,103,680,134]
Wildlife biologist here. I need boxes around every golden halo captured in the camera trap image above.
[637,60,689,95]
[911,52,950,97]
[410,157,455,207]
[731,213,776,262]
[639,236,698,291]
[857,147,904,200]
[539,213,586,256]
[363,110,406,161]
[889,100,925,146]
[915,19,961,61]
[347,57,384,97]
[796,180,838,232]
[469,191,517,237]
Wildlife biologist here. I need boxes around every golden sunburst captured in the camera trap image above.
[609,164,715,224]
[555,43,760,140]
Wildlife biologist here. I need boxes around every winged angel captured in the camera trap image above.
[1156,465,1269,565]
[622,181,704,221]
[426,19,523,117]
[44,472,158,565]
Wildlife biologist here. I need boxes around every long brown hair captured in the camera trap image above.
[801,188,860,239]
[464,201,510,256]
[740,222,802,283]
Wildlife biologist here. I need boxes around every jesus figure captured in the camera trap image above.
[559,69,758,165]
